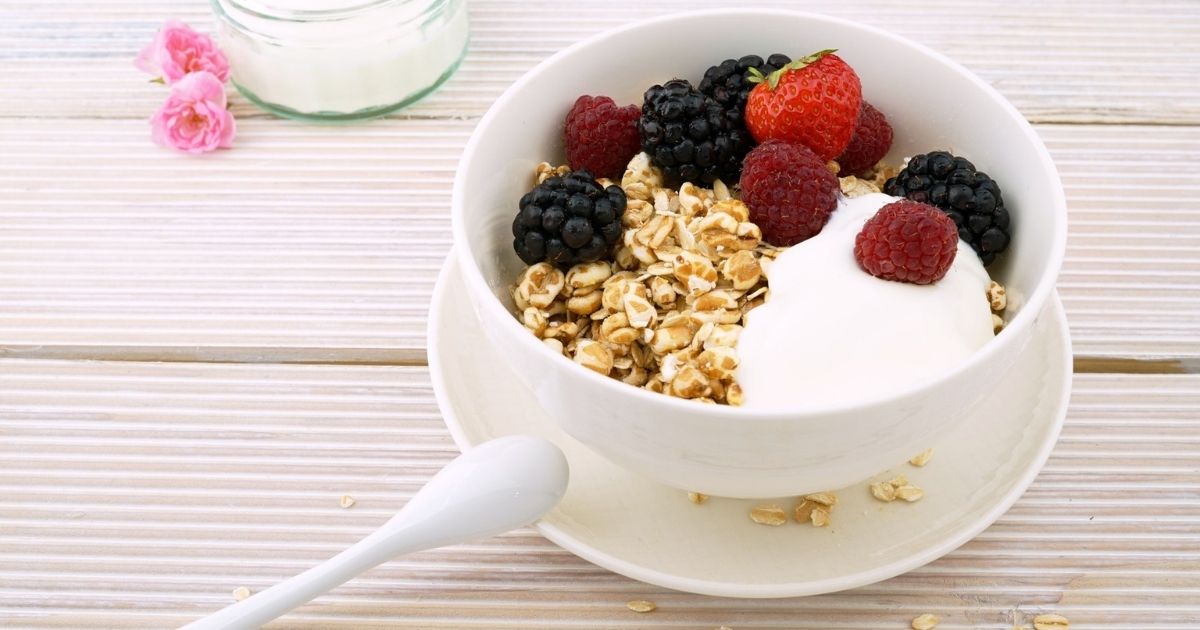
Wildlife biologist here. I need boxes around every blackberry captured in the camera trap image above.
[637,79,744,187]
[511,170,626,267]
[698,53,792,121]
[884,151,1011,266]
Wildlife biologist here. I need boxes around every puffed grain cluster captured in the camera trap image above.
[511,153,776,405]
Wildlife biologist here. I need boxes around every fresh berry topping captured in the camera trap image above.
[564,95,641,180]
[739,139,839,246]
[854,200,959,285]
[744,49,862,161]
[512,170,626,267]
[883,151,1010,266]
[698,53,792,138]
[836,101,893,176]
[637,79,748,187]
[699,53,792,113]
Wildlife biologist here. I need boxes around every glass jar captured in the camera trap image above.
[211,0,468,121]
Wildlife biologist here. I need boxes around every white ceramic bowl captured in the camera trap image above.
[451,9,1067,498]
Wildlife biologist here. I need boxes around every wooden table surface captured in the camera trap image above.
[1,1,1198,628]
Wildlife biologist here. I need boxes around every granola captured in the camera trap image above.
[626,600,657,613]
[908,448,935,467]
[1032,614,1069,630]
[510,154,1009,406]
[870,475,924,503]
[749,503,788,526]
[512,154,766,405]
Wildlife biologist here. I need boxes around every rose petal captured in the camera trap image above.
[149,70,235,154]
[135,20,230,85]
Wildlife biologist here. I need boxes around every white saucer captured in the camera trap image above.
[427,252,1072,598]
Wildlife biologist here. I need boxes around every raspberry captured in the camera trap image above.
[854,200,959,285]
[739,139,839,246]
[564,95,641,180]
[836,101,893,176]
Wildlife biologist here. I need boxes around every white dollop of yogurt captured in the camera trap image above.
[736,192,994,410]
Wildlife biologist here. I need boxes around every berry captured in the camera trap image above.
[883,151,1011,266]
[698,53,791,139]
[854,200,959,285]
[744,49,862,161]
[564,95,641,180]
[739,139,839,246]
[836,101,893,176]
[638,79,746,187]
[512,170,626,267]
[699,53,793,113]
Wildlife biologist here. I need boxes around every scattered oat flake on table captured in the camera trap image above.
[810,507,832,528]
[688,491,708,505]
[626,600,656,613]
[749,503,788,526]
[911,613,940,629]
[339,495,357,508]
[231,586,251,601]
[894,485,925,502]
[887,475,909,488]
[908,448,935,467]
[1033,613,1070,630]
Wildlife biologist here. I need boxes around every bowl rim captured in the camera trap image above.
[451,8,1068,421]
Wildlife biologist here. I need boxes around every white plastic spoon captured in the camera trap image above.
[181,435,568,630]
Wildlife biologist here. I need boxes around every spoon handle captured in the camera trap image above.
[179,436,568,630]
[180,527,419,630]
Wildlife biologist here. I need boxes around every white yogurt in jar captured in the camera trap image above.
[736,193,994,410]
[214,0,469,119]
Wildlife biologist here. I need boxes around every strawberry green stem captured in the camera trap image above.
[754,48,837,90]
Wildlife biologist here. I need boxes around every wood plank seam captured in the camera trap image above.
[1,352,1199,376]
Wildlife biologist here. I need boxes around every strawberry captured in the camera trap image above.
[744,49,862,161]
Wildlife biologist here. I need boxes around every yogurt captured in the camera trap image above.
[736,193,994,410]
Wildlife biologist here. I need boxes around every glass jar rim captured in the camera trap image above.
[220,0,429,23]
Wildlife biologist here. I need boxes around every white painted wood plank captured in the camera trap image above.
[1048,124,1200,361]
[0,359,1197,628]
[1,120,1197,362]
[0,118,462,362]
[0,0,1196,362]
[0,0,1197,124]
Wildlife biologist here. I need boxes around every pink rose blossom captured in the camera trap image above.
[150,71,236,154]
[135,20,230,84]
